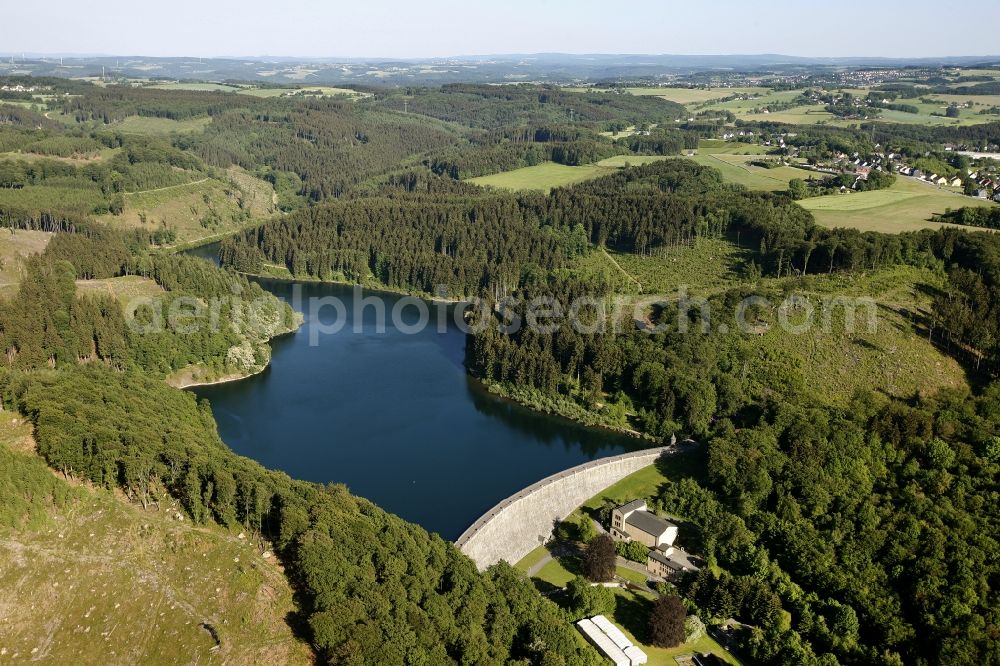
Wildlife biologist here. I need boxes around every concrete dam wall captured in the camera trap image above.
[455,447,668,570]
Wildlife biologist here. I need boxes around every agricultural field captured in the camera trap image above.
[237,85,364,99]
[467,161,616,192]
[678,152,815,191]
[148,81,244,93]
[0,230,52,298]
[695,140,770,156]
[625,86,766,105]
[148,82,366,99]
[467,150,791,193]
[97,167,276,246]
[0,420,311,665]
[800,176,996,232]
[594,155,673,168]
[696,87,997,127]
[111,115,213,135]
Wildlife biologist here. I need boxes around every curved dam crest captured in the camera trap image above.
[456,447,669,570]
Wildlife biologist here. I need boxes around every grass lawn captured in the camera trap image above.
[579,464,667,512]
[533,557,578,589]
[615,566,650,586]
[610,588,742,665]
[467,161,614,193]
[800,177,996,233]
[112,115,213,135]
[0,229,52,298]
[515,544,551,573]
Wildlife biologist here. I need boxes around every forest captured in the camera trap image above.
[224,159,1000,663]
[1,73,999,665]
[0,228,599,665]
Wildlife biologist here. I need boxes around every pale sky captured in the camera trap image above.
[4,0,998,59]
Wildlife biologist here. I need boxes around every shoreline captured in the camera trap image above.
[167,321,302,390]
[471,379,654,442]
[240,269,466,305]
[175,242,650,440]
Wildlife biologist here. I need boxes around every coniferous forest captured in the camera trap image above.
[1,65,999,666]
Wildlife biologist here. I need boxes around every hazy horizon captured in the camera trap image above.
[4,0,999,60]
[3,51,999,62]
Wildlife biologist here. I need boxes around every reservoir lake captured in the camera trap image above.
[187,244,639,539]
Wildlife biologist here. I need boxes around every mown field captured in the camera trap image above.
[0,418,311,664]
[624,86,766,105]
[800,176,996,232]
[466,148,799,193]
[594,155,673,168]
[679,153,815,191]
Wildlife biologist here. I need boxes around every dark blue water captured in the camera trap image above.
[188,246,640,539]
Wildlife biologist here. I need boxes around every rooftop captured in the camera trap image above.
[624,510,675,537]
[648,549,684,570]
[616,499,646,514]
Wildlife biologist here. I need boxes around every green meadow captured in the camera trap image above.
[112,115,213,135]
[801,177,996,233]
[467,161,615,192]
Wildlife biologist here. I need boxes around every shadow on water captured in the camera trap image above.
[466,378,645,456]
[183,246,647,540]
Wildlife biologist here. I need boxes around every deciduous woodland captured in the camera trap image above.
[0,72,999,665]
